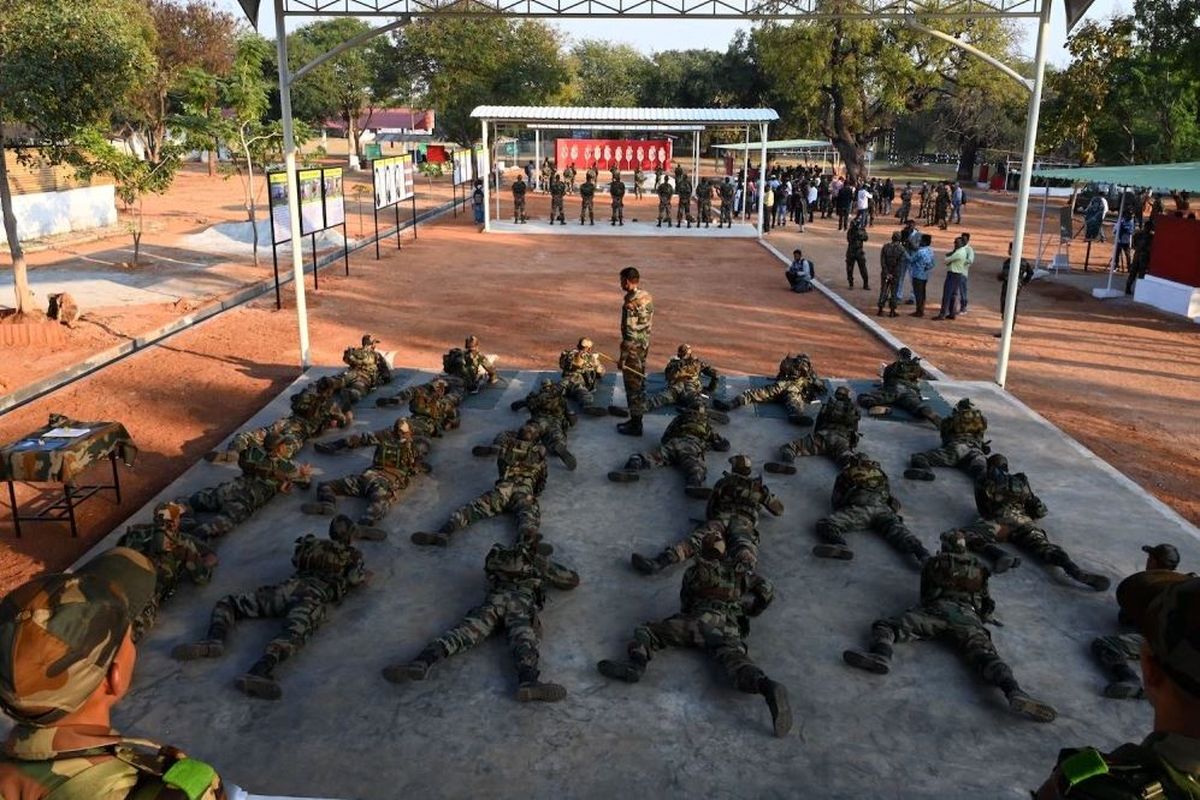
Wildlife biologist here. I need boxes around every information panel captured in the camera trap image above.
[373,155,415,208]
[452,149,474,185]
[323,168,345,227]
[298,169,324,236]
[268,172,292,244]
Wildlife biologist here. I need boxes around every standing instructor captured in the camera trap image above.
[617,267,654,437]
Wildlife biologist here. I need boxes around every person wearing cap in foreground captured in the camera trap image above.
[172,516,383,701]
[340,334,391,403]
[1034,569,1200,797]
[1089,544,1183,700]
[843,531,1058,723]
[630,455,784,575]
[0,548,227,799]
[597,530,793,738]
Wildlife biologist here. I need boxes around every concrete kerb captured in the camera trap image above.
[757,238,950,382]
[0,198,460,417]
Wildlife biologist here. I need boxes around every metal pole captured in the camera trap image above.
[274,0,311,368]
[1034,183,1050,268]
[494,123,502,223]
[994,0,1051,388]
[482,117,491,231]
[743,125,750,219]
[758,123,767,237]
[535,130,541,191]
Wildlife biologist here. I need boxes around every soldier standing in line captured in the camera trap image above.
[719,177,735,227]
[549,173,567,225]
[676,172,694,229]
[563,164,577,194]
[596,531,793,738]
[610,178,626,226]
[842,531,1058,723]
[579,176,596,225]
[634,165,645,199]
[878,231,905,317]
[511,173,528,223]
[656,177,674,228]
[696,178,714,227]
[616,266,654,435]
[172,516,384,700]
[654,163,665,189]
[382,540,579,703]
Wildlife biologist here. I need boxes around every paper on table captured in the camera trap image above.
[44,428,91,438]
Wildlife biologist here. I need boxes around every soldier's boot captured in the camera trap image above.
[382,644,445,683]
[597,656,645,683]
[684,483,712,500]
[903,454,936,481]
[758,677,793,738]
[1062,561,1111,592]
[631,549,678,575]
[1004,686,1058,723]
[313,439,348,455]
[866,405,892,417]
[471,444,500,457]
[608,404,631,418]
[1102,663,1145,700]
[352,518,389,540]
[204,449,238,463]
[509,399,528,412]
[171,638,225,661]
[813,523,854,560]
[787,411,815,427]
[616,416,643,437]
[515,667,567,702]
[919,408,943,427]
[981,544,1021,574]
[842,639,893,674]
[705,408,731,425]
[551,442,577,471]
[235,655,282,701]
[300,498,337,516]
[764,461,797,475]
[375,395,402,407]
[607,468,641,483]
[581,404,608,417]
[909,541,932,568]
[410,519,458,547]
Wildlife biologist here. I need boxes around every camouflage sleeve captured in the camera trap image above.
[744,574,775,616]
[739,382,784,404]
[701,362,720,391]
[1027,495,1049,520]
[347,430,382,449]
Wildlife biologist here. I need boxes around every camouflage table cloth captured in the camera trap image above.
[0,415,137,484]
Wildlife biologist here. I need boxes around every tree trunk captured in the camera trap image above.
[832,138,865,183]
[347,114,359,169]
[242,134,259,269]
[0,125,36,315]
[209,133,218,177]
[957,137,979,183]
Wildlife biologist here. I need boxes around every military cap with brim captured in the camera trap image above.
[1141,543,1181,570]
[0,548,155,726]
[1117,571,1200,699]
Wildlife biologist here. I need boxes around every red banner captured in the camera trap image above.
[555,139,672,172]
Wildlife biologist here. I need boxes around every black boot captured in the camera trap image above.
[1102,663,1144,699]
[516,667,567,702]
[235,655,282,700]
[597,656,645,683]
[843,639,893,674]
[617,416,643,437]
[758,676,793,738]
[1061,558,1111,591]
[1002,681,1058,722]
[382,644,444,683]
[631,550,677,575]
[981,544,1021,574]
[314,439,348,455]
[552,442,577,471]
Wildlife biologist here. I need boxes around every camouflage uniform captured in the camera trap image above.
[0,550,226,799]
[610,403,730,495]
[579,180,595,225]
[406,381,462,438]
[415,432,548,547]
[644,347,720,412]
[855,349,940,423]
[340,344,391,403]
[676,174,694,228]
[845,221,869,288]
[511,177,528,223]
[188,441,309,539]
[383,542,580,702]
[717,353,825,425]
[610,180,625,225]
[842,534,1058,723]
[813,454,930,565]
[509,380,576,467]
[558,342,606,413]
[962,459,1110,591]
[906,399,989,481]
[633,167,645,199]
[598,538,793,738]
[653,165,665,189]
[310,426,429,525]
[878,238,906,316]
[696,179,714,227]
[656,181,674,227]
[619,284,654,420]
[173,519,370,700]
[719,180,735,227]
[117,502,215,640]
[563,164,576,194]
[443,340,497,394]
[769,386,861,469]
[549,176,566,224]
[374,377,441,408]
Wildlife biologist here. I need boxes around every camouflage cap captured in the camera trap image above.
[329,514,356,544]
[0,548,155,725]
[1142,543,1181,570]
[362,334,380,346]
[1117,571,1200,698]
[729,455,752,475]
[577,337,593,350]
[677,343,692,358]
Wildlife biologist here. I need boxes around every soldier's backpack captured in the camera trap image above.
[920,551,988,607]
[665,356,702,385]
[943,406,987,441]
[484,543,546,602]
[292,534,363,594]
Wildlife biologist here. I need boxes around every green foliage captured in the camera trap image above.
[566,41,651,107]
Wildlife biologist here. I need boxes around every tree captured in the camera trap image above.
[754,4,948,181]
[567,41,651,107]
[288,18,380,169]
[0,0,154,315]
[393,6,570,151]
[119,0,237,166]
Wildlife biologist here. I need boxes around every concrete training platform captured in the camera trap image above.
[488,218,760,238]
[21,368,1200,798]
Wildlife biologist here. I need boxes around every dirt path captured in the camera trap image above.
[0,203,890,589]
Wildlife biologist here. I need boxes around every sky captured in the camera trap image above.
[217,0,1126,68]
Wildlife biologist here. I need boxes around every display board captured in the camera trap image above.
[268,172,292,244]
[473,146,487,181]
[323,168,345,227]
[555,138,672,172]
[372,155,414,209]
[452,149,474,185]
[298,169,324,236]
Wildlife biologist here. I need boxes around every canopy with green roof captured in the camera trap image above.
[1032,162,1200,192]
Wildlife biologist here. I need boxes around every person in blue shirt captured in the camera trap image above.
[908,234,935,318]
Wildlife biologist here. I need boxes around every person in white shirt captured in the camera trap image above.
[856,185,873,227]
[786,248,815,293]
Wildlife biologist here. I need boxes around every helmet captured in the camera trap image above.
[941,530,968,554]
[153,501,185,528]
[729,455,752,476]
[392,418,412,436]
[540,378,556,392]
[834,386,851,400]
[263,432,286,452]
[517,424,540,442]
[430,379,448,395]
[362,334,380,347]
[329,515,356,544]
[465,335,480,351]
[700,530,727,560]
[898,348,913,360]
[986,453,1009,471]
[957,398,974,410]
[677,344,692,358]
[578,337,593,350]
[316,376,337,393]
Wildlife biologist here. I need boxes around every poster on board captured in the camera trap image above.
[473,146,486,183]
[397,153,415,201]
[386,159,398,206]
[268,172,292,244]
[372,157,391,210]
[323,168,345,227]
[298,169,324,235]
